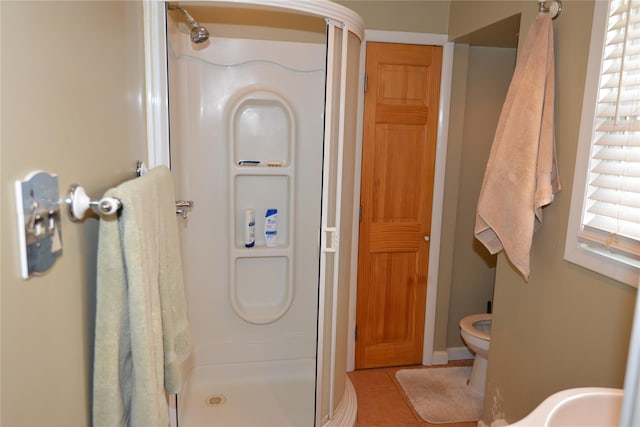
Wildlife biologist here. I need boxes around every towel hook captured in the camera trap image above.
[539,0,563,19]
[65,184,122,222]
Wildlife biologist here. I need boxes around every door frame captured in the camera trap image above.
[347,30,453,370]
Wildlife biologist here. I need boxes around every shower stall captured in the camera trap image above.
[144,1,363,425]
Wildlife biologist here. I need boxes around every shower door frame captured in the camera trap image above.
[142,1,363,426]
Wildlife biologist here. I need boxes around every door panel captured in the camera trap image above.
[356,42,442,369]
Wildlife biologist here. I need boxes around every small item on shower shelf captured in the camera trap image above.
[264,208,278,247]
[244,208,255,248]
[266,161,283,167]
[238,160,260,166]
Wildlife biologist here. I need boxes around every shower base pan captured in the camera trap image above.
[179,358,315,427]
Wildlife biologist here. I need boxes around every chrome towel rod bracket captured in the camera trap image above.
[539,0,563,19]
[66,184,122,222]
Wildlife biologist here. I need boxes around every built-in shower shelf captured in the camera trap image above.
[229,89,296,325]
[232,165,293,174]
[232,93,293,167]
[231,255,293,325]
[233,242,292,254]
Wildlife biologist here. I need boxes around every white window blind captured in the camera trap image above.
[579,0,640,265]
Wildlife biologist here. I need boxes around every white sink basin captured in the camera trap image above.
[509,387,623,426]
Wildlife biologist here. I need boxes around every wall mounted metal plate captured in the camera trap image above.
[15,171,63,279]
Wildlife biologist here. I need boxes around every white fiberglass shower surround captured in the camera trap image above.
[144,1,363,426]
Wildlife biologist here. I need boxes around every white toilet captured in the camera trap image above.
[459,313,492,395]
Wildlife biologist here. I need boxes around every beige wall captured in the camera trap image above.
[435,42,467,351]
[448,1,637,425]
[337,0,450,34]
[1,2,147,425]
[445,45,516,348]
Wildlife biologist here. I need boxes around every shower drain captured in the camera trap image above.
[205,394,227,407]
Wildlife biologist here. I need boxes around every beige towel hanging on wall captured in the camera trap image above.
[474,13,560,280]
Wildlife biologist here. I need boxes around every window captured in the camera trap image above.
[565,0,640,287]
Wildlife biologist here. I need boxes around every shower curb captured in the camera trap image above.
[324,376,358,427]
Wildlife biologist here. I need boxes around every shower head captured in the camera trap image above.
[168,5,210,44]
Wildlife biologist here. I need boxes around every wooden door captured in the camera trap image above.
[355,42,442,369]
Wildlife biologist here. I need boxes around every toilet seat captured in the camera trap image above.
[459,313,492,341]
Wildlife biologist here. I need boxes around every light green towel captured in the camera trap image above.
[93,165,192,426]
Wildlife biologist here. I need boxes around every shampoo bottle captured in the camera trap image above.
[264,208,278,247]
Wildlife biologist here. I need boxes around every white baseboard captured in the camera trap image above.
[448,346,474,361]
[431,346,474,366]
[432,350,449,365]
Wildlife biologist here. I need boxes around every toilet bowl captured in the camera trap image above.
[459,313,492,395]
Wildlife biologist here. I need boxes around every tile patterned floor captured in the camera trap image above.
[347,360,477,427]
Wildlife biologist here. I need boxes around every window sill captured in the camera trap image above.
[564,238,639,288]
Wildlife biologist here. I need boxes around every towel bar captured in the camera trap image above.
[65,184,195,221]
[66,161,194,221]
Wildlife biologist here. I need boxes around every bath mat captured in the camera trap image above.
[395,366,482,424]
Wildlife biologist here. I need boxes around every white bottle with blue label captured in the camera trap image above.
[264,208,278,247]
[245,208,255,248]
